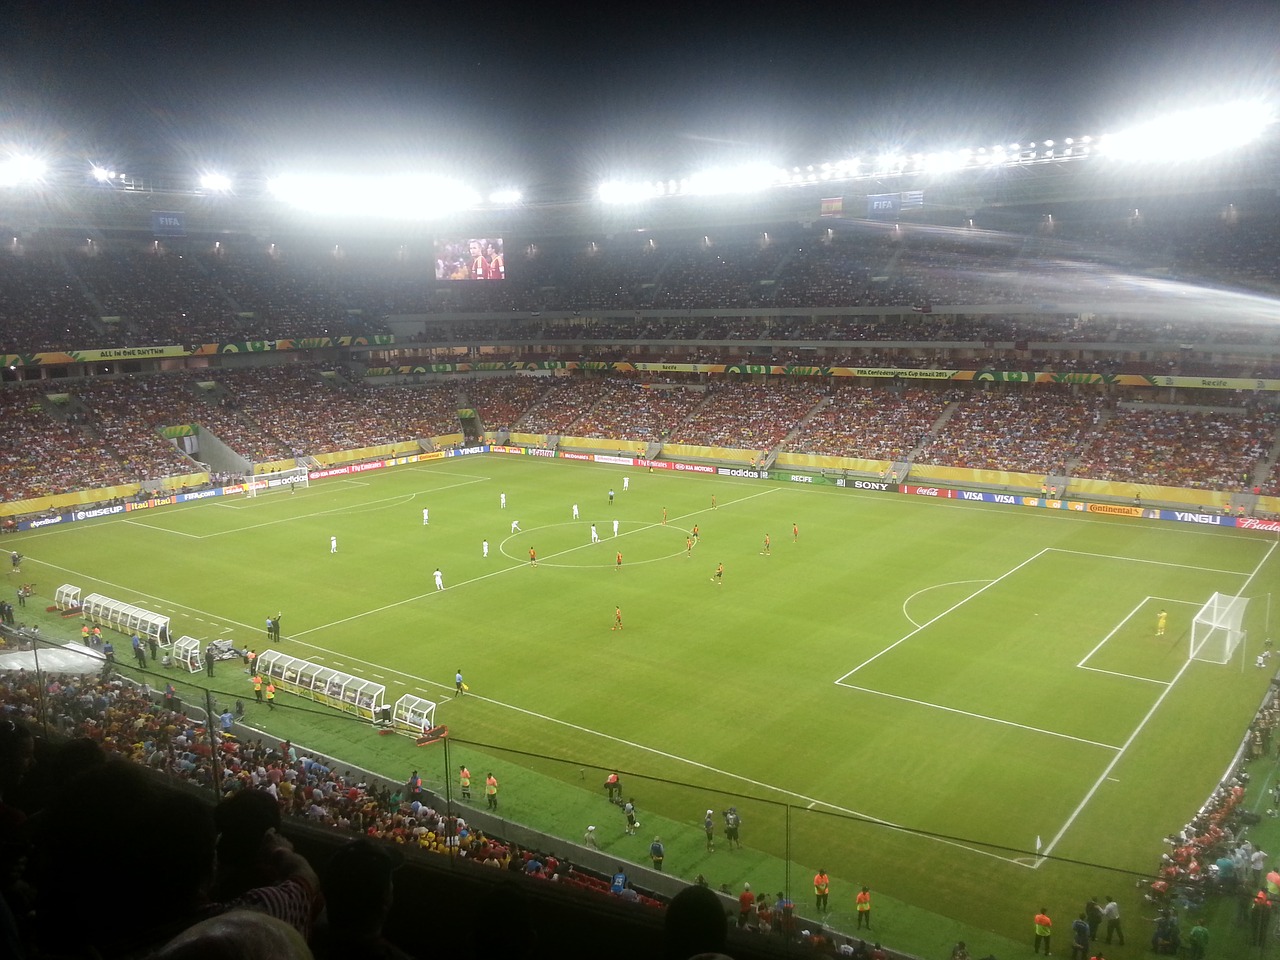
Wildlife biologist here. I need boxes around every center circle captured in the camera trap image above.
[499,521,693,567]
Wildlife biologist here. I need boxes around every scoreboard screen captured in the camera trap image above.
[435,237,505,281]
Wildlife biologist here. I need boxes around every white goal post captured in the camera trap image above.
[243,465,310,497]
[1190,592,1249,664]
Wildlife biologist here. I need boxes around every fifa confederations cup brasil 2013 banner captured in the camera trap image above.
[2,341,1276,394]
[362,361,1280,393]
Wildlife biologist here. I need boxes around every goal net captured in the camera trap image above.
[244,465,310,497]
[1190,592,1249,664]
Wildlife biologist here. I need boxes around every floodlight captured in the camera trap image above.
[269,172,481,218]
[1102,100,1274,161]
[199,172,232,192]
[90,165,115,182]
[597,180,660,204]
[0,155,47,186]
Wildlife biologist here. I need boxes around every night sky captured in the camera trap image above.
[3,0,1278,198]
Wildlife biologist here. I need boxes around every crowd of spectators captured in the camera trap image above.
[570,381,707,442]
[463,376,554,432]
[6,205,1280,356]
[786,386,951,461]
[4,371,1278,505]
[0,667,676,959]
[0,383,137,501]
[918,391,1104,475]
[0,249,108,352]
[1073,404,1277,489]
[671,381,825,450]
[514,377,614,434]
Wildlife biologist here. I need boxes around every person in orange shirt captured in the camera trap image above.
[613,606,623,631]
[738,883,755,925]
[856,886,872,928]
[528,547,537,567]
[793,522,799,543]
[615,551,623,572]
[686,536,694,558]
[1034,907,1052,955]
[485,772,499,810]
[814,869,830,913]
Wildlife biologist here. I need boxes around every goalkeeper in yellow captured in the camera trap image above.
[1156,609,1167,637]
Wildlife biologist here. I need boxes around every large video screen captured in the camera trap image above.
[435,237,505,281]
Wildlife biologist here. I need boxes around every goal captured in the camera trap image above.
[244,465,310,497]
[1190,593,1249,664]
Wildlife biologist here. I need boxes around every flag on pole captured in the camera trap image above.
[1035,836,1042,853]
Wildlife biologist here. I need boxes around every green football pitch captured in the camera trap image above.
[10,453,1279,954]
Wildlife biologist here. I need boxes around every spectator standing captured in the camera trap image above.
[584,825,598,849]
[1085,895,1103,940]
[1071,912,1090,959]
[1102,896,1124,945]
[814,869,830,913]
[1252,847,1268,889]
[856,885,871,928]
[486,772,499,810]
[738,883,755,925]
[649,836,665,872]
[204,646,215,677]
[623,798,638,835]
[1034,907,1052,955]
[703,809,715,852]
[459,765,471,800]
[724,806,741,848]
[1187,919,1209,960]
[775,892,795,935]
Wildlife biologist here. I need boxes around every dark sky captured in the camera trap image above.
[3,0,1278,198]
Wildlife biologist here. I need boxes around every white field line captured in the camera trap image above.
[835,548,1051,683]
[901,579,992,629]
[1034,538,1279,865]
[837,684,1121,750]
[1050,548,1247,576]
[29,525,1033,867]
[120,518,202,538]
[304,485,780,636]
[1076,596,1200,683]
[126,477,490,540]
